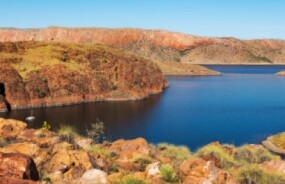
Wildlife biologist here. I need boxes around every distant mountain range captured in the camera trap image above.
[1,27,285,64]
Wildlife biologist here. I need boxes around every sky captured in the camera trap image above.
[1,0,284,39]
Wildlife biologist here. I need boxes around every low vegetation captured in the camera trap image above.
[196,144,238,169]
[159,164,178,183]
[157,143,191,161]
[132,156,152,171]
[234,145,277,164]
[114,175,145,184]
[86,119,105,143]
[57,124,78,143]
[237,164,285,184]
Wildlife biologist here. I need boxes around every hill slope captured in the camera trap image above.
[0,41,167,111]
[0,27,285,64]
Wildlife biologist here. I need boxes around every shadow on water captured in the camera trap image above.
[1,94,163,141]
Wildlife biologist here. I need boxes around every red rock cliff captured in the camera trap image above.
[0,42,168,111]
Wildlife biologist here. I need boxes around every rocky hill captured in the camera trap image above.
[0,42,167,111]
[0,118,285,183]
[1,27,285,65]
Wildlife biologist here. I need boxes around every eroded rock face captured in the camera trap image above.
[0,42,167,111]
[179,158,236,184]
[0,152,39,181]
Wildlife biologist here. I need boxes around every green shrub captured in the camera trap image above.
[57,124,77,143]
[115,176,145,184]
[42,121,51,130]
[157,143,191,161]
[88,144,106,156]
[109,164,119,173]
[86,119,105,143]
[196,144,237,169]
[234,145,276,164]
[133,156,152,171]
[0,138,7,147]
[160,164,178,183]
[238,164,285,184]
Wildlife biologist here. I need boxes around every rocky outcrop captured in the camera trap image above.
[179,158,236,184]
[262,133,285,155]
[0,152,39,181]
[0,42,167,111]
[0,118,27,139]
[0,27,285,64]
[0,118,284,183]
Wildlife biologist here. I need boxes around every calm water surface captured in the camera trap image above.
[2,65,285,150]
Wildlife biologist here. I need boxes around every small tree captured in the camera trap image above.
[86,119,105,143]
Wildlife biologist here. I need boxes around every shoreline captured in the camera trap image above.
[0,89,165,113]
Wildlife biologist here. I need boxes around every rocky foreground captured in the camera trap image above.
[0,118,285,184]
[1,27,285,65]
[0,42,168,111]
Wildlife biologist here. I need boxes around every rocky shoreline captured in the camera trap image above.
[0,118,285,184]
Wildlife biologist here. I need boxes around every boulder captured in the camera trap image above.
[0,152,39,181]
[106,138,152,171]
[78,169,107,184]
[41,142,93,180]
[0,118,27,139]
[179,158,236,184]
[107,138,151,161]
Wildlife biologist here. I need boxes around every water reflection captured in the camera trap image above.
[1,94,163,140]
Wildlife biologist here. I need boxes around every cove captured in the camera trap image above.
[2,65,285,150]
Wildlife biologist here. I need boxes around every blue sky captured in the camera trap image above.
[1,0,284,39]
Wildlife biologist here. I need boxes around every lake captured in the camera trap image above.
[2,65,285,150]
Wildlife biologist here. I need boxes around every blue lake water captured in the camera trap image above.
[2,65,285,150]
